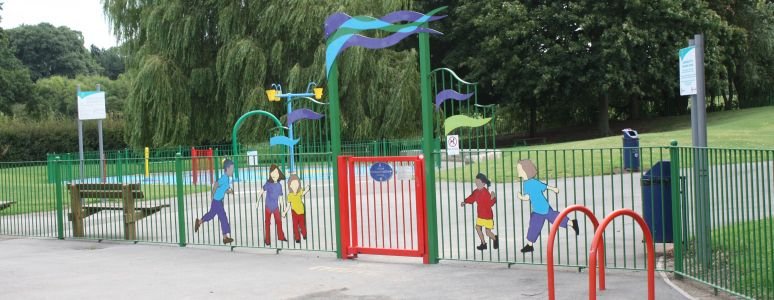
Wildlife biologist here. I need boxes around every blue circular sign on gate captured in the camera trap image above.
[369,162,393,182]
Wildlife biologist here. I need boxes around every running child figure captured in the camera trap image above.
[461,173,499,251]
[283,174,310,243]
[260,164,287,245]
[517,159,579,253]
[195,159,235,244]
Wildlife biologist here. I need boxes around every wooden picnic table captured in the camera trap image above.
[68,184,169,240]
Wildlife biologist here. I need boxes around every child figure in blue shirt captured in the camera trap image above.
[195,159,235,244]
[517,159,579,253]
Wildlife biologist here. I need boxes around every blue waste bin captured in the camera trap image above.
[641,161,673,243]
[622,128,640,171]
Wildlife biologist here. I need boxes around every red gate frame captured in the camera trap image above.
[337,155,429,264]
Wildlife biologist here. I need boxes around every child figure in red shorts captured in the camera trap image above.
[461,173,499,250]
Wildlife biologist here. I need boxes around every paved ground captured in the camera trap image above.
[0,236,690,300]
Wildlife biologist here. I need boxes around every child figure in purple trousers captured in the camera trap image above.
[517,159,579,253]
[194,159,235,244]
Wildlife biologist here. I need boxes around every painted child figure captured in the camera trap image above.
[194,159,235,244]
[461,173,499,250]
[261,164,287,245]
[283,174,310,243]
[517,159,579,253]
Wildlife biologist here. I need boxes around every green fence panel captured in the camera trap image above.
[674,147,774,299]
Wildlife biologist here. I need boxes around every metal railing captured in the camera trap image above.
[3,143,773,299]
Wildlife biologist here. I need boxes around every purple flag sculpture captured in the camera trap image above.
[435,89,474,109]
[287,108,324,125]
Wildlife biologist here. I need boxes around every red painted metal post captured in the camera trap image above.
[348,159,358,257]
[588,209,655,300]
[416,157,429,264]
[546,205,605,300]
[336,156,351,259]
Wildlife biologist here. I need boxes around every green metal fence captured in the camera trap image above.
[433,146,673,271]
[673,146,774,299]
[4,143,774,299]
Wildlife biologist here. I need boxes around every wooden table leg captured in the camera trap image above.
[70,185,84,238]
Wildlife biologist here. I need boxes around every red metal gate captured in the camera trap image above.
[337,156,429,264]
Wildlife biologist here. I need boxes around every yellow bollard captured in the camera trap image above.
[145,147,150,177]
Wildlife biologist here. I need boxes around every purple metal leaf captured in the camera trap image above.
[287,108,324,125]
[435,89,474,109]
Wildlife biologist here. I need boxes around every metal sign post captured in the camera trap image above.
[77,85,85,179]
[96,84,105,183]
[683,34,711,269]
[76,84,107,182]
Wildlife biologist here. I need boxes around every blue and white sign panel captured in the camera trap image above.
[369,162,393,182]
[679,46,697,96]
[77,91,107,120]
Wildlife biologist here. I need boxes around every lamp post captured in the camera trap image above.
[266,82,324,173]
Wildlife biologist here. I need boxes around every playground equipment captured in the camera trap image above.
[546,206,655,300]
[231,110,283,180]
[264,82,326,173]
[191,148,214,185]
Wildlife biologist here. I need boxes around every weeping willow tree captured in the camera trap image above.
[103,0,421,147]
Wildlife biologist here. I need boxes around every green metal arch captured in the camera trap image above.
[231,110,283,179]
[431,67,478,85]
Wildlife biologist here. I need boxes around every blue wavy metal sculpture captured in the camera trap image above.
[324,8,446,76]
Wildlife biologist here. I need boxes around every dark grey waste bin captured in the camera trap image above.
[641,161,673,243]
[622,128,640,171]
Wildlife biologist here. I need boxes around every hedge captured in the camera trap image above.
[0,117,126,162]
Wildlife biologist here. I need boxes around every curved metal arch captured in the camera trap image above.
[431,67,478,85]
[231,110,283,179]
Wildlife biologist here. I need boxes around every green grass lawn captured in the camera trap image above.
[683,217,774,299]
[517,106,774,150]
[0,164,209,215]
[438,107,774,182]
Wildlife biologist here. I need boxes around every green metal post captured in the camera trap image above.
[419,31,439,263]
[117,150,123,184]
[214,148,221,173]
[54,157,65,240]
[670,141,683,276]
[328,61,343,259]
[175,153,187,247]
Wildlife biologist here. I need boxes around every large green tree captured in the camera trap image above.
[0,2,35,116]
[434,0,730,136]
[91,45,126,80]
[104,0,423,147]
[709,0,774,109]
[7,23,101,81]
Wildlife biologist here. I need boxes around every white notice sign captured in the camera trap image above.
[77,91,107,120]
[679,46,697,96]
[446,135,460,156]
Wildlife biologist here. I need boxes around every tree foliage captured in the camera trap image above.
[104,0,421,147]
[33,75,131,118]
[0,2,35,116]
[91,45,126,80]
[7,23,101,81]
[425,0,773,137]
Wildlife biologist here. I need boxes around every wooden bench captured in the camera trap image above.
[0,201,15,211]
[68,183,169,240]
